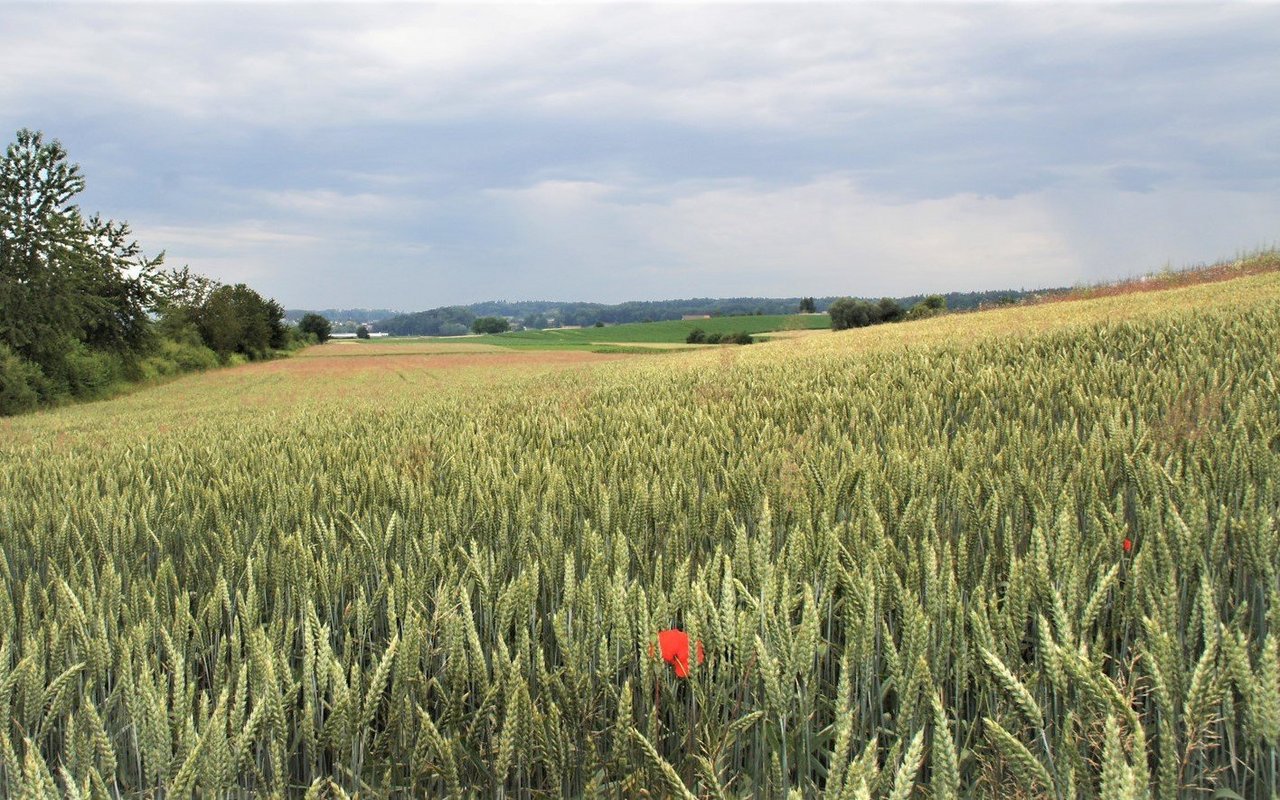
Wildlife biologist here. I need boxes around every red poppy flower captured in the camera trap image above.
[1123,538,1133,553]
[650,629,705,678]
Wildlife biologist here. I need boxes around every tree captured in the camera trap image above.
[877,297,904,323]
[356,325,371,339]
[799,297,816,313]
[1,129,160,371]
[191,283,286,358]
[298,313,332,343]
[472,316,510,334]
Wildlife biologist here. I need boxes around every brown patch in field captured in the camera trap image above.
[402,439,437,483]
[760,328,829,340]
[297,341,506,358]
[1,421,34,447]
[1028,252,1280,306]
[1151,386,1226,457]
[233,349,632,378]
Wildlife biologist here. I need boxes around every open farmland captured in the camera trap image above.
[2,269,1279,797]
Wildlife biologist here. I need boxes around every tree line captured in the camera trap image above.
[0,129,307,415]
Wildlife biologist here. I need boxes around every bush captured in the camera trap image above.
[0,343,48,415]
[907,295,947,320]
[56,342,125,400]
[686,328,707,344]
[705,332,723,344]
[159,338,220,373]
[730,332,754,345]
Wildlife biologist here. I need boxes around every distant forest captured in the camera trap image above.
[321,288,1048,337]
[282,308,400,325]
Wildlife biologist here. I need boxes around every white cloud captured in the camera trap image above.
[3,4,1262,133]
[1,3,1277,308]
[251,188,399,218]
[485,173,1280,300]
[487,175,1076,298]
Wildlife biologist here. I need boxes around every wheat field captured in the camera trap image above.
[2,266,1278,798]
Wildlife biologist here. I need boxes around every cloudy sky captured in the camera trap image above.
[2,3,1278,309]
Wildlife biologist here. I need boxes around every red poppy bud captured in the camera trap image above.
[1123,538,1133,553]
[653,629,705,679]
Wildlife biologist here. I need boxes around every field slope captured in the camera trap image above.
[2,268,1278,797]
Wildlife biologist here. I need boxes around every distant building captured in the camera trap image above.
[682,314,711,320]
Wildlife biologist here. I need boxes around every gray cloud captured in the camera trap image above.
[1,3,1277,308]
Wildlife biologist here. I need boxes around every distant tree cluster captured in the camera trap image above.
[828,297,904,330]
[0,129,300,415]
[686,329,754,345]
[828,295,946,331]
[471,316,511,334]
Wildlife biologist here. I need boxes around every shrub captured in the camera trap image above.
[686,328,707,344]
[0,343,48,415]
[160,338,220,373]
[705,332,723,344]
[57,342,125,399]
[907,294,947,320]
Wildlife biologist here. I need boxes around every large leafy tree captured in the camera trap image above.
[298,312,332,343]
[0,129,160,371]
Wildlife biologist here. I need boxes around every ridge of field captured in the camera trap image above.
[2,264,1278,797]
